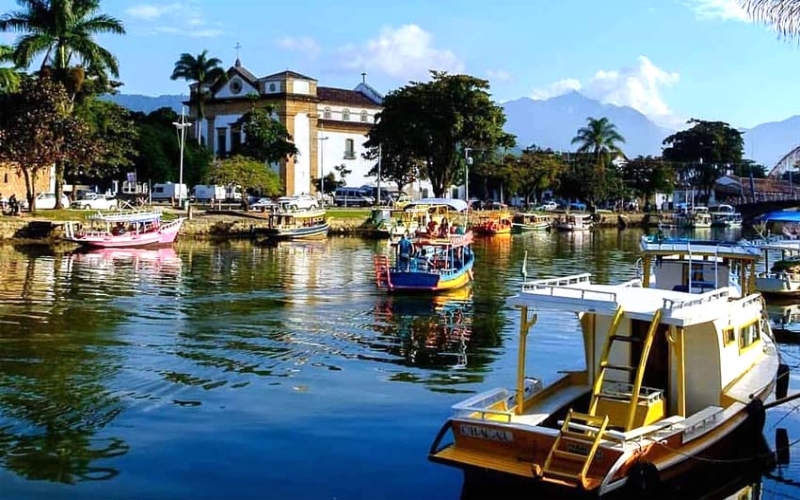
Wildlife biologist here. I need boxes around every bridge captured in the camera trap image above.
[733,199,800,223]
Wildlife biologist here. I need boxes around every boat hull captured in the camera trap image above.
[387,259,474,292]
[67,218,184,248]
[263,223,329,241]
[511,223,549,233]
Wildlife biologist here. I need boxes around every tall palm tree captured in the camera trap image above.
[0,0,125,208]
[571,116,626,167]
[0,0,125,87]
[0,44,19,91]
[740,0,800,37]
[171,50,227,144]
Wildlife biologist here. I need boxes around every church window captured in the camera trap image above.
[361,110,368,122]
[323,107,332,119]
[342,109,350,121]
[344,139,355,159]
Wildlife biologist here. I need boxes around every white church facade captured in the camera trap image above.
[186,59,385,197]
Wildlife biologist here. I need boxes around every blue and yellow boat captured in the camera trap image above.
[374,231,475,292]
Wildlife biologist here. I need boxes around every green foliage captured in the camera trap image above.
[0,77,96,210]
[129,107,212,187]
[170,49,226,142]
[734,159,767,179]
[365,71,515,197]
[72,97,137,183]
[662,119,744,197]
[333,163,351,184]
[207,155,283,202]
[233,106,298,164]
[571,117,626,166]
[620,156,676,203]
[0,44,19,91]
[312,172,339,195]
[365,145,422,194]
[511,147,569,202]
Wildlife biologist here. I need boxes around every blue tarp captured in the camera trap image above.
[757,211,800,223]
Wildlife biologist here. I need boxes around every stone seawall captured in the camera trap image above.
[0,211,648,242]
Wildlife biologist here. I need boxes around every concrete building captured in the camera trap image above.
[186,59,385,197]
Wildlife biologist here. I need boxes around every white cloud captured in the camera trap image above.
[530,78,582,100]
[687,0,751,22]
[125,3,181,21]
[487,69,513,83]
[126,2,223,38]
[276,36,321,58]
[338,24,464,80]
[530,57,684,129]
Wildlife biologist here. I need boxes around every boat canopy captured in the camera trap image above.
[640,235,761,260]
[757,211,800,223]
[87,210,162,223]
[404,198,468,213]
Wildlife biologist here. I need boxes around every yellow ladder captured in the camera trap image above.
[590,307,663,431]
[542,409,610,489]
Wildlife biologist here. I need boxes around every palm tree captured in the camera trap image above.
[740,1,800,37]
[571,116,626,168]
[0,0,125,208]
[0,0,125,87]
[171,50,227,144]
[0,45,19,91]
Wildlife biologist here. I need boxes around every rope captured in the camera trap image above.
[652,435,800,465]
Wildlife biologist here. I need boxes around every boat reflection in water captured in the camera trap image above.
[372,287,474,371]
[70,247,182,276]
[766,300,800,344]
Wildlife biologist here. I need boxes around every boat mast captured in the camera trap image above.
[516,307,537,414]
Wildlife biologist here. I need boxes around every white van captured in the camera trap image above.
[151,183,188,201]
[192,184,226,202]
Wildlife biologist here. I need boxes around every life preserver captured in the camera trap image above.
[625,461,660,496]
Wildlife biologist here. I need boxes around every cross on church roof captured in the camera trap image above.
[234,42,242,67]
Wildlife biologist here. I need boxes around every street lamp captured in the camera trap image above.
[377,144,382,206]
[173,106,191,207]
[465,147,473,205]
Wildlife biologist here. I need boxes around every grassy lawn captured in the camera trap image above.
[325,207,371,220]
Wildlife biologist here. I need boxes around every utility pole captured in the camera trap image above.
[172,106,191,207]
[377,144,382,206]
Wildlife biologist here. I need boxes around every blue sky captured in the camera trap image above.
[0,0,798,130]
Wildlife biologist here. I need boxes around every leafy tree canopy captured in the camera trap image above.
[207,155,283,203]
[233,105,299,164]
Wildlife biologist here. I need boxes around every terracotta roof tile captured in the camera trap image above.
[318,86,379,107]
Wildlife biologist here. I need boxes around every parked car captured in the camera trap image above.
[277,194,319,211]
[33,192,71,210]
[537,201,558,211]
[71,193,118,210]
[249,198,277,211]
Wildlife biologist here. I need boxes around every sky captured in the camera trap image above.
[0,0,799,131]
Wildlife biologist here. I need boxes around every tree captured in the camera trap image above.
[333,163,351,185]
[620,156,676,204]
[571,117,626,168]
[0,44,19,91]
[662,119,744,198]
[234,105,299,164]
[740,0,800,37]
[0,77,97,211]
[365,144,421,194]
[365,71,515,197]
[513,147,568,203]
[0,0,125,207]
[170,50,227,144]
[207,155,282,207]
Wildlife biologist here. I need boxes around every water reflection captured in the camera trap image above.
[0,245,129,484]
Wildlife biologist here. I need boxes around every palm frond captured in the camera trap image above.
[740,0,800,37]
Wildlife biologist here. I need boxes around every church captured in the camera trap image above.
[186,58,384,197]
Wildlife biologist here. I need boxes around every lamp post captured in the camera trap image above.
[173,106,191,207]
[377,144,382,206]
[465,147,473,205]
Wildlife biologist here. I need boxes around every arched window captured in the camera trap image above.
[323,107,332,119]
[360,110,368,122]
[342,109,350,121]
[344,139,355,159]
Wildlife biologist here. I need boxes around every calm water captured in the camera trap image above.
[0,229,799,499]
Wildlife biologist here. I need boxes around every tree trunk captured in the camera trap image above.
[23,168,35,214]
[54,160,65,209]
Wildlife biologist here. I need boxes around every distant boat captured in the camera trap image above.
[261,207,329,241]
[511,212,552,233]
[374,231,475,292]
[553,213,593,232]
[473,208,513,236]
[63,208,184,248]
[710,204,743,228]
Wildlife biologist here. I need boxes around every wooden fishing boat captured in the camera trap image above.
[374,231,475,292]
[553,213,593,232]
[62,208,184,248]
[473,208,513,236]
[261,208,329,240]
[429,235,781,497]
[511,212,552,233]
[754,239,800,299]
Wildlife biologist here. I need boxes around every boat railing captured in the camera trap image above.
[521,272,593,290]
[160,218,184,231]
[662,287,733,310]
[599,381,663,405]
[757,270,800,281]
[451,379,543,422]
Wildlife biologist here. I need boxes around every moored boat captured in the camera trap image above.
[553,213,593,232]
[473,209,513,236]
[261,207,329,240]
[511,212,552,233]
[711,204,743,228]
[374,231,475,292]
[63,208,184,248]
[429,237,781,497]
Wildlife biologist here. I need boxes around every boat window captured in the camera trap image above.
[739,321,760,351]
[723,326,735,346]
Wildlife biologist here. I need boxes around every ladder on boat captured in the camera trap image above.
[590,306,663,431]
[541,409,610,489]
[373,255,392,289]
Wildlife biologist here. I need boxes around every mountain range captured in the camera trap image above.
[103,92,800,170]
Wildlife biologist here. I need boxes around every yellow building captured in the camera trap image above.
[0,163,54,201]
[186,58,384,196]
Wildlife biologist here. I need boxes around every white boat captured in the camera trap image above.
[711,204,743,228]
[429,236,780,497]
[553,213,593,232]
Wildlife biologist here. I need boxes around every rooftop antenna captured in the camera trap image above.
[361,72,367,84]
